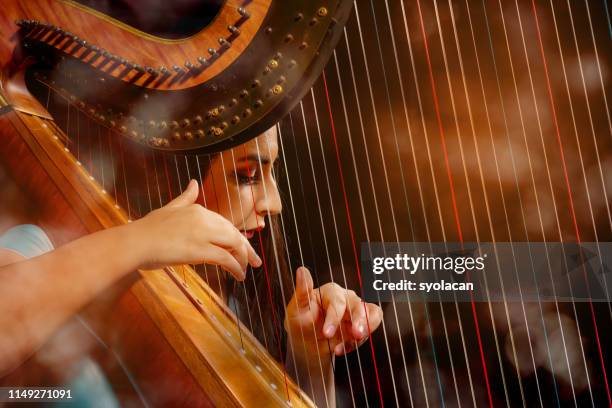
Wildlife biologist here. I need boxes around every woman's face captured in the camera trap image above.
[201,127,282,239]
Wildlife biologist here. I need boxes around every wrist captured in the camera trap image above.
[113,222,150,271]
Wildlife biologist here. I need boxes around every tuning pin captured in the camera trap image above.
[218,38,229,47]
[170,120,179,130]
[172,65,183,73]
[237,7,250,18]
[227,25,240,35]
[159,66,168,74]
[185,61,194,70]
[197,56,207,65]
[193,115,203,125]
[180,118,190,128]
[208,48,217,56]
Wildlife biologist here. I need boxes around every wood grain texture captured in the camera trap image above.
[0,87,314,407]
[0,0,271,90]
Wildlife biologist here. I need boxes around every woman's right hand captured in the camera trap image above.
[128,179,261,280]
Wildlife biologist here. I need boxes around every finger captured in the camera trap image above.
[362,303,383,335]
[245,237,262,268]
[334,340,358,356]
[165,179,199,208]
[203,245,245,281]
[295,266,314,309]
[349,298,368,340]
[322,290,347,339]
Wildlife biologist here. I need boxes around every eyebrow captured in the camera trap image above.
[236,154,271,165]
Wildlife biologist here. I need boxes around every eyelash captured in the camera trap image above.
[236,170,259,185]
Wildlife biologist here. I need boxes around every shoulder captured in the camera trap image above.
[0,224,54,259]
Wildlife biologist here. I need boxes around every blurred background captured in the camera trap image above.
[277,0,611,406]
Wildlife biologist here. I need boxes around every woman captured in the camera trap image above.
[0,126,383,406]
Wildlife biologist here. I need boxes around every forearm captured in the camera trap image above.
[287,338,336,408]
[0,224,142,376]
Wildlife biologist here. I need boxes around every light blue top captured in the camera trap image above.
[0,224,120,408]
[0,224,54,258]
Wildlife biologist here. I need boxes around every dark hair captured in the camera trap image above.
[195,152,294,362]
[228,215,293,361]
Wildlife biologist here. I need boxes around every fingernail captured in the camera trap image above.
[334,343,345,356]
[323,324,336,338]
[253,255,262,267]
[358,323,365,336]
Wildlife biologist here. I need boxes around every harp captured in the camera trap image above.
[0,0,352,406]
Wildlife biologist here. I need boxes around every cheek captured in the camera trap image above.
[238,186,256,217]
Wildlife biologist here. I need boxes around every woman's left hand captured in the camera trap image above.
[284,266,383,357]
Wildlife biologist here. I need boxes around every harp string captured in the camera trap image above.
[560,0,612,310]
[325,52,384,407]
[528,0,611,402]
[550,0,612,314]
[304,92,368,405]
[396,1,477,404]
[394,1,480,402]
[481,1,573,404]
[504,0,588,403]
[239,143,294,402]
[295,99,351,404]
[277,118,327,399]
[430,1,528,406]
[454,0,548,405]
[221,150,270,347]
[362,1,480,405]
[581,0,612,139]
[253,136,330,404]
[351,3,427,405]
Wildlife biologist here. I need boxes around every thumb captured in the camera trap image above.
[166,179,199,208]
[295,266,314,309]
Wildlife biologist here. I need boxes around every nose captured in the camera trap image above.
[254,176,282,217]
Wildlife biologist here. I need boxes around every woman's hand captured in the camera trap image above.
[284,267,383,357]
[128,179,261,280]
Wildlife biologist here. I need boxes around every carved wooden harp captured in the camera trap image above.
[0,1,351,406]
